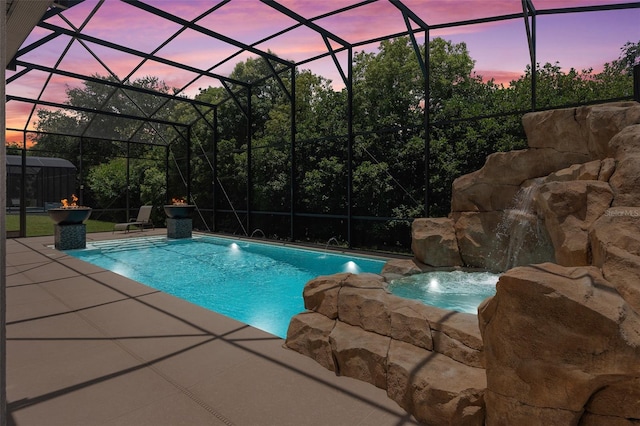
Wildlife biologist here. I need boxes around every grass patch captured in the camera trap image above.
[5,214,116,237]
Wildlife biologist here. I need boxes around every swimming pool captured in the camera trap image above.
[66,235,386,338]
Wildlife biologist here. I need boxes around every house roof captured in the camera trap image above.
[6,154,76,169]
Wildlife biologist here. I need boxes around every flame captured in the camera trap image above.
[61,194,79,208]
[172,197,187,205]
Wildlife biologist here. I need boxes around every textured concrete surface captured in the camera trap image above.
[5,230,419,426]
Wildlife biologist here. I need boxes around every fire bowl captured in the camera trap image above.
[164,205,195,219]
[48,207,92,225]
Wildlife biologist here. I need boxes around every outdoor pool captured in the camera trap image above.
[66,235,499,338]
[66,235,386,338]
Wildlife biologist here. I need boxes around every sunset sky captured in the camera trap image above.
[5,0,640,144]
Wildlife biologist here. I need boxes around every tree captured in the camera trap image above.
[608,40,640,76]
[86,158,129,206]
[34,75,176,150]
[26,35,637,248]
[86,154,166,212]
[348,37,522,217]
[33,75,178,209]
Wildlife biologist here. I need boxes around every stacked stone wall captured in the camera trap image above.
[286,273,486,425]
[286,102,640,425]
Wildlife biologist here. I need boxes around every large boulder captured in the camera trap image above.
[590,207,640,315]
[522,102,640,158]
[285,312,336,371]
[603,124,640,206]
[330,321,389,389]
[411,218,463,267]
[302,273,350,319]
[522,106,590,154]
[451,148,591,212]
[286,271,488,424]
[609,155,640,207]
[387,339,486,426]
[479,263,640,425]
[543,159,601,182]
[452,211,503,270]
[338,278,392,335]
[452,210,554,271]
[450,181,520,213]
[536,180,613,266]
[608,123,640,158]
[426,307,484,368]
[589,102,640,158]
[380,257,432,278]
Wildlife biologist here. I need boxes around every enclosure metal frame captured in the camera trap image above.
[5,0,640,241]
[3,3,640,423]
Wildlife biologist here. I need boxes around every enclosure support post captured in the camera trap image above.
[187,126,192,203]
[78,137,84,206]
[634,64,640,102]
[424,31,431,217]
[1,1,8,422]
[165,146,170,205]
[126,142,130,221]
[212,107,218,232]
[390,0,431,217]
[19,133,26,237]
[289,67,296,242]
[347,47,353,248]
[246,86,252,236]
[522,0,537,111]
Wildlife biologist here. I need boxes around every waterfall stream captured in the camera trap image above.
[495,180,548,271]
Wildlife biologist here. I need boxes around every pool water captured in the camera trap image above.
[387,270,499,314]
[66,235,385,338]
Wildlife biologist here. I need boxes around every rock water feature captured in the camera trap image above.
[493,179,554,271]
[497,185,539,270]
[285,102,640,425]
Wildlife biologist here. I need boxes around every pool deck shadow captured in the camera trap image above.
[5,230,420,426]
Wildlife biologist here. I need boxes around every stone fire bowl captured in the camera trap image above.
[164,205,195,219]
[48,207,92,225]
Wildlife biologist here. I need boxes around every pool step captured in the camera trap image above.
[87,236,169,252]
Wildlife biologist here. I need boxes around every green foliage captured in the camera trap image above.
[32,75,173,209]
[300,156,346,213]
[506,41,639,110]
[87,156,166,210]
[140,166,167,209]
[353,38,424,130]
[87,158,128,205]
[27,36,637,249]
[607,40,640,76]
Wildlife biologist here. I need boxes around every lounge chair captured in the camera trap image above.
[114,205,154,232]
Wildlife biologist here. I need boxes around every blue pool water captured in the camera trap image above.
[66,235,385,338]
[387,270,499,314]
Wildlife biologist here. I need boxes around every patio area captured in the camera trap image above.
[5,230,419,426]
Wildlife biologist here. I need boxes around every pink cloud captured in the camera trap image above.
[475,69,525,86]
[5,101,38,132]
[6,0,639,141]
[198,1,300,44]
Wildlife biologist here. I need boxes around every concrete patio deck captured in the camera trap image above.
[5,230,419,426]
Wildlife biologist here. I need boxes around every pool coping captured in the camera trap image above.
[5,229,420,425]
[204,231,409,261]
